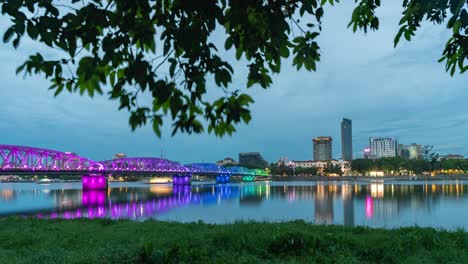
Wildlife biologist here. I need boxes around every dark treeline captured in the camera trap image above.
[351,157,468,175]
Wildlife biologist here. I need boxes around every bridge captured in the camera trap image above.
[0,144,269,189]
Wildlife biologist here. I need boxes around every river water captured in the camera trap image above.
[1,180,468,229]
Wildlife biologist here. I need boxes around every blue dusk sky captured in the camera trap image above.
[0,2,467,164]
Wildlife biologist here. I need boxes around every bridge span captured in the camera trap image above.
[0,145,269,189]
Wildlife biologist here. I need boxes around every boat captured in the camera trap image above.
[35,178,59,184]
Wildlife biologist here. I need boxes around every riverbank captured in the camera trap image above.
[0,218,467,263]
[269,174,468,182]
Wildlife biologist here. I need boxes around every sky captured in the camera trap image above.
[0,2,467,164]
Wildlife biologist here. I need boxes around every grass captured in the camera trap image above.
[0,218,467,264]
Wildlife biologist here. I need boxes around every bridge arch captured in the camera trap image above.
[0,144,104,172]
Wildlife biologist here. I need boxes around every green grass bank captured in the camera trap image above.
[1,218,467,264]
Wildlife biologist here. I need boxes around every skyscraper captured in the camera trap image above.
[341,118,353,161]
[313,136,333,161]
[369,137,398,158]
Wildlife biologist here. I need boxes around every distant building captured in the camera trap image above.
[277,157,290,166]
[400,148,410,160]
[441,154,465,160]
[113,153,127,160]
[341,118,353,161]
[239,152,268,169]
[398,143,422,160]
[289,160,350,175]
[313,136,333,161]
[363,148,372,159]
[216,157,238,166]
[369,137,398,158]
[290,160,316,168]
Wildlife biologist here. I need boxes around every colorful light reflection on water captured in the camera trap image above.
[2,181,468,229]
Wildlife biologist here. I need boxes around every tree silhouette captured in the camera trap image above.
[2,0,467,136]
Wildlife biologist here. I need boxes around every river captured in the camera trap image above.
[1,180,468,229]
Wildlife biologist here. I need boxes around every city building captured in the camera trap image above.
[277,157,289,166]
[216,157,238,166]
[239,152,268,169]
[289,160,315,168]
[313,136,333,161]
[398,143,422,160]
[400,148,410,160]
[288,160,350,175]
[341,118,353,161]
[363,148,371,159]
[113,153,126,159]
[369,137,398,158]
[441,154,465,160]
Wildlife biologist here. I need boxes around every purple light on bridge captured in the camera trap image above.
[0,144,105,172]
[82,175,108,190]
[100,157,188,173]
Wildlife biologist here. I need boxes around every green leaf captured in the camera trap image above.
[394,26,406,47]
[279,45,289,58]
[152,118,162,137]
[3,27,15,43]
[225,36,233,50]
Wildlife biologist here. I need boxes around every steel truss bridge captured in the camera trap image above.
[0,144,269,187]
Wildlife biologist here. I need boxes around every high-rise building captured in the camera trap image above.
[369,137,398,158]
[341,118,353,161]
[239,152,268,169]
[313,136,333,161]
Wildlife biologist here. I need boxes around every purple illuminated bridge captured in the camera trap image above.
[0,144,104,173]
[0,144,269,189]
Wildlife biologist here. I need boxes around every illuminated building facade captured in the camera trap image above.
[313,136,333,161]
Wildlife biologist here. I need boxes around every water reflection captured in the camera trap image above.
[1,181,468,229]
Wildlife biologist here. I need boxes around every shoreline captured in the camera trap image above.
[268,174,468,182]
[2,174,468,184]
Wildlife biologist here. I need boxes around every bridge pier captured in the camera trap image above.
[82,175,108,190]
[216,174,230,184]
[172,174,191,185]
[242,175,255,182]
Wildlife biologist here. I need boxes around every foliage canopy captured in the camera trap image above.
[2,0,467,136]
